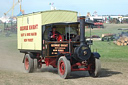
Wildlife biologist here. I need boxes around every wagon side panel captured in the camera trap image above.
[17,13,42,51]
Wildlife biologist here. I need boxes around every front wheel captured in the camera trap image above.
[88,58,101,77]
[58,56,71,79]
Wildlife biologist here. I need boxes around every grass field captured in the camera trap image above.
[85,24,128,37]
[86,24,128,59]
[0,23,128,85]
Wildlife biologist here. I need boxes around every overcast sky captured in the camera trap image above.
[0,0,128,17]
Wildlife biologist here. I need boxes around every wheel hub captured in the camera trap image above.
[59,61,65,75]
[25,58,29,70]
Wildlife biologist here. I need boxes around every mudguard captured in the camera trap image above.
[22,54,25,63]
[93,52,101,59]
[22,53,35,63]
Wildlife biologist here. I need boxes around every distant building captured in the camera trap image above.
[0,16,10,23]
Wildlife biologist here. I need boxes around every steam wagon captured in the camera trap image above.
[17,10,101,79]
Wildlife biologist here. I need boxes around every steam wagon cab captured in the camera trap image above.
[17,10,101,79]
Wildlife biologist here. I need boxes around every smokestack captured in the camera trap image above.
[80,16,85,45]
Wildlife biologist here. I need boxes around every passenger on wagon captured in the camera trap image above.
[48,26,61,41]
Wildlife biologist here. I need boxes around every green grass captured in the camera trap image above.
[91,41,128,59]
[87,24,128,60]
[0,23,12,29]
[0,33,17,52]
[85,24,128,37]
[0,24,4,29]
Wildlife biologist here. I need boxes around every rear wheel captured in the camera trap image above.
[24,54,34,73]
[34,59,38,70]
[34,58,42,70]
[58,56,71,79]
[88,58,101,77]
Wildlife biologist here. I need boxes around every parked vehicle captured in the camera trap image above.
[93,19,104,28]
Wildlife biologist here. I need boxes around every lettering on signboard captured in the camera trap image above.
[50,44,69,55]
[20,24,38,42]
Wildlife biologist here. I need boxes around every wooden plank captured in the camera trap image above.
[113,41,117,44]
[124,43,127,46]
[102,33,115,37]
[120,42,124,46]
[124,37,128,41]
[117,41,121,46]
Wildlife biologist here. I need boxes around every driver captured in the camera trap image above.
[48,26,61,41]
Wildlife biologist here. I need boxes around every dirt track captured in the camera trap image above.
[0,35,128,85]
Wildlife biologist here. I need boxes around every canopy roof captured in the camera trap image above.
[44,21,94,26]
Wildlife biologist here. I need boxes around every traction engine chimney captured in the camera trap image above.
[80,16,85,45]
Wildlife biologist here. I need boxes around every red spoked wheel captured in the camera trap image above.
[58,56,71,79]
[24,54,34,73]
[59,60,65,75]
[25,57,29,70]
